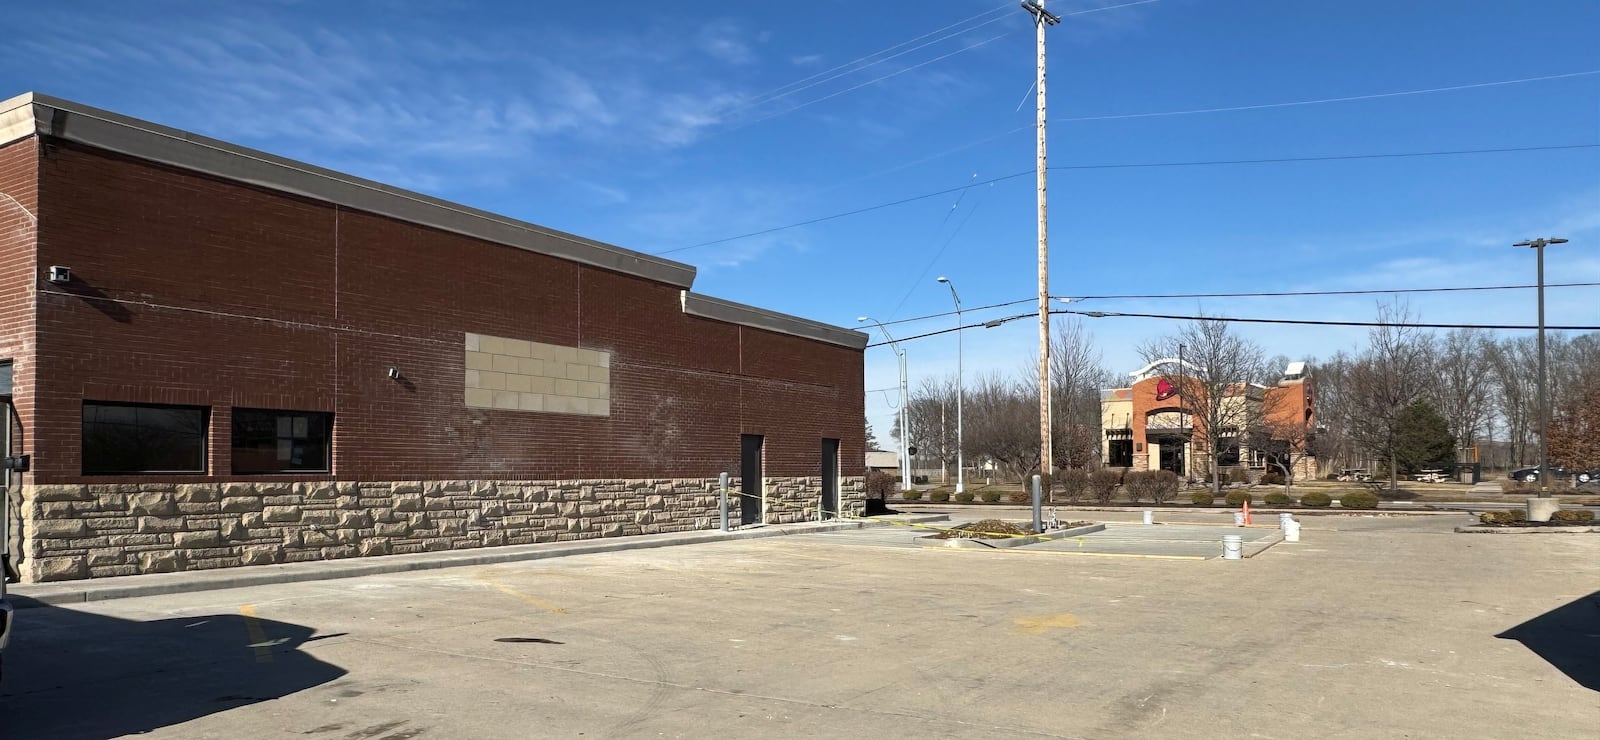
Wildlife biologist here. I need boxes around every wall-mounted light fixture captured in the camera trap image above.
[387,367,401,380]
[47,266,71,284]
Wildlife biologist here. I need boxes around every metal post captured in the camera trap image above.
[1513,237,1567,499]
[1031,474,1043,534]
[719,472,729,532]
[1535,243,1549,497]
[938,276,965,494]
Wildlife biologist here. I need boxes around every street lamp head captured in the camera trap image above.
[1550,238,1570,244]
[856,316,870,323]
[936,276,949,283]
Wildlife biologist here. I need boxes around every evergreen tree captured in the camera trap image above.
[1394,401,1455,475]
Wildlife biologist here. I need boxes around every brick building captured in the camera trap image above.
[1100,360,1315,479]
[0,93,867,583]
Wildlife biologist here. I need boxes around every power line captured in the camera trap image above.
[655,143,1600,255]
[1060,70,1600,123]
[1067,281,1600,301]
[870,282,1600,329]
[865,307,1600,348]
[725,10,1015,117]
[1054,309,1600,332]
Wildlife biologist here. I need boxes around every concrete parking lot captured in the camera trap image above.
[1,511,1596,739]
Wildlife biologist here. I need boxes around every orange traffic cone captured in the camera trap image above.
[1243,499,1252,525]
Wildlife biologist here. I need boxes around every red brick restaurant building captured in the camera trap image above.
[0,93,866,583]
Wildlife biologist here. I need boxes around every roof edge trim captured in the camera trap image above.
[681,292,868,350]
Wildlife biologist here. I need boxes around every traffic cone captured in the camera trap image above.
[1243,499,1252,525]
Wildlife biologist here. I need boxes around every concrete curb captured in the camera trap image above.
[1453,525,1600,534]
[896,504,1467,516]
[11,515,949,608]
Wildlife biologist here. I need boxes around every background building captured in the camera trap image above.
[0,93,866,583]
[1101,360,1315,479]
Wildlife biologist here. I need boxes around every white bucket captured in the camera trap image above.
[1285,521,1301,542]
[1222,534,1243,560]
[1232,511,1246,526]
[1142,510,1154,525]
[1279,513,1294,530]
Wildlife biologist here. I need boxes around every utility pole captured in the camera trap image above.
[1513,237,1568,499]
[859,317,911,486]
[1023,0,1060,480]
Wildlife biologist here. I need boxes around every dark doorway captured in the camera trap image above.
[820,438,840,520]
[1158,437,1185,476]
[740,434,764,526]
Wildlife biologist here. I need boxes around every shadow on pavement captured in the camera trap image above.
[0,596,346,739]
[1496,591,1600,692]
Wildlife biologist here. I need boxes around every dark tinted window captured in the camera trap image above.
[0,360,12,397]
[232,409,331,474]
[83,402,208,475]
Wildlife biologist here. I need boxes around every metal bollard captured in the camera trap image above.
[719,472,729,532]
[1142,510,1154,525]
[1032,475,1043,534]
[1222,534,1243,560]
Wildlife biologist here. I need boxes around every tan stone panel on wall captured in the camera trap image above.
[463,332,611,416]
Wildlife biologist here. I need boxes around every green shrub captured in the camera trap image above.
[1089,469,1122,505]
[865,470,897,500]
[1264,491,1292,506]
[929,491,950,503]
[901,489,923,501]
[1550,509,1596,524]
[1007,492,1030,504]
[954,491,975,503]
[1189,490,1214,506]
[1299,491,1332,508]
[1339,491,1380,509]
[1224,490,1254,507]
[1480,510,1526,525]
[1058,468,1090,505]
[980,491,1002,503]
[1260,470,1285,486]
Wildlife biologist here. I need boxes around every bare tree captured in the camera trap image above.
[1486,336,1538,467]
[1429,329,1493,448]
[1345,301,1436,493]
[1050,319,1113,469]
[903,375,958,482]
[962,370,1039,482]
[1139,317,1269,495]
[1247,374,1319,493]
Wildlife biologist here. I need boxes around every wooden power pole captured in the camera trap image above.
[1023,0,1060,478]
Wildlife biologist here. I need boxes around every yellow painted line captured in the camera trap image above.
[477,575,569,615]
[1013,613,1082,634]
[239,604,273,663]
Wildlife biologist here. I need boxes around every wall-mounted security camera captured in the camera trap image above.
[387,367,401,380]
[47,266,71,284]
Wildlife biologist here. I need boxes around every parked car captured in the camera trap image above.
[1509,466,1597,484]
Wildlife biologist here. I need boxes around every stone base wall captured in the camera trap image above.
[20,476,866,583]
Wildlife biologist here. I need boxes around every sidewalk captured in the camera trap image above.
[11,514,948,608]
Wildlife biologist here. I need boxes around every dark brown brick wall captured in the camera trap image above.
[0,138,37,467]
[26,140,863,485]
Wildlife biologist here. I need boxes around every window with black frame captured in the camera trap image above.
[231,409,331,474]
[82,402,209,475]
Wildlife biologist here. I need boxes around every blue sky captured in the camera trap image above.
[5,0,1597,445]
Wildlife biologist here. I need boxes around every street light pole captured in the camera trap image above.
[937,277,965,494]
[859,317,910,486]
[1513,237,1568,498]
